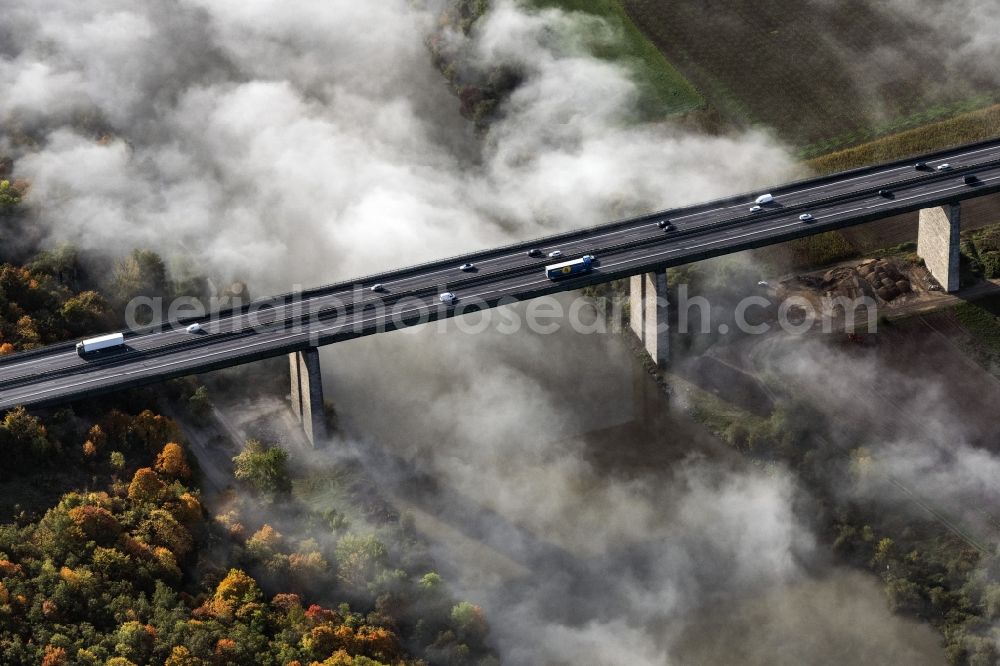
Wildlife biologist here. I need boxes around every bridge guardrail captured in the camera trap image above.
[1,137,998,371]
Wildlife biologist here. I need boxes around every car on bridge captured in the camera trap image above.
[439,292,457,305]
[185,323,203,334]
[527,248,543,258]
[799,213,814,222]
[755,193,774,205]
[459,263,475,272]
[750,205,763,213]
[370,283,385,292]
[548,250,563,258]
[937,163,952,171]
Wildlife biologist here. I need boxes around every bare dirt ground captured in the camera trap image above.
[776,255,933,317]
[621,0,998,149]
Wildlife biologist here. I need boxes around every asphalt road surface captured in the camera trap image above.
[3,138,1000,410]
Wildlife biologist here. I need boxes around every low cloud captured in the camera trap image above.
[0,0,965,662]
[2,0,797,293]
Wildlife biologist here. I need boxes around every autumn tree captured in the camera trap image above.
[0,406,54,471]
[170,492,202,525]
[128,468,167,503]
[40,645,67,666]
[144,508,193,558]
[14,314,40,347]
[68,504,122,544]
[246,524,282,560]
[164,646,206,666]
[210,568,262,617]
[130,410,181,452]
[60,290,111,334]
[155,442,192,479]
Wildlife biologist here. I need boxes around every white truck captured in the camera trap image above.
[76,332,125,357]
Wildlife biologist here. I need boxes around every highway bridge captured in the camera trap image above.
[2,137,1000,441]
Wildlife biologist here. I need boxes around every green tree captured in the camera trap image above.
[0,180,20,214]
[187,385,211,421]
[110,451,126,472]
[334,534,388,593]
[111,249,171,307]
[232,440,291,497]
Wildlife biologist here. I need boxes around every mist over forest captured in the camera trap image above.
[1,0,1000,665]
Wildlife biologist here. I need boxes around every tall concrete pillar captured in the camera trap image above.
[629,270,669,367]
[917,202,961,292]
[289,348,327,447]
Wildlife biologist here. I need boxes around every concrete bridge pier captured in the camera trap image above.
[917,202,961,292]
[629,270,669,367]
[289,348,327,447]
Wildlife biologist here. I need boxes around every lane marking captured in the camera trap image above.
[7,161,1000,400]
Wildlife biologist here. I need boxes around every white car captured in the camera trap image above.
[936,163,951,171]
[370,283,385,292]
[799,213,814,222]
[755,193,774,205]
[459,263,475,271]
[749,205,762,213]
[185,323,202,334]
[439,292,456,305]
[757,280,769,288]
[548,250,563,258]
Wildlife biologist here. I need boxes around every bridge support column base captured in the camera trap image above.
[289,348,326,447]
[629,270,669,368]
[917,202,961,293]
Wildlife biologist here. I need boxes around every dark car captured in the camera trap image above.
[964,174,979,185]
[878,189,891,197]
[914,161,928,170]
[527,248,543,258]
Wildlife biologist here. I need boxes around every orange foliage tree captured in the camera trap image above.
[40,645,68,666]
[68,504,122,544]
[155,442,192,479]
[127,468,167,503]
[210,569,262,617]
[130,410,181,451]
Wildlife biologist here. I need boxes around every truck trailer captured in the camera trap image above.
[76,332,125,357]
[545,255,595,280]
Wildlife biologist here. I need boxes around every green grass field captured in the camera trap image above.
[525,0,703,117]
